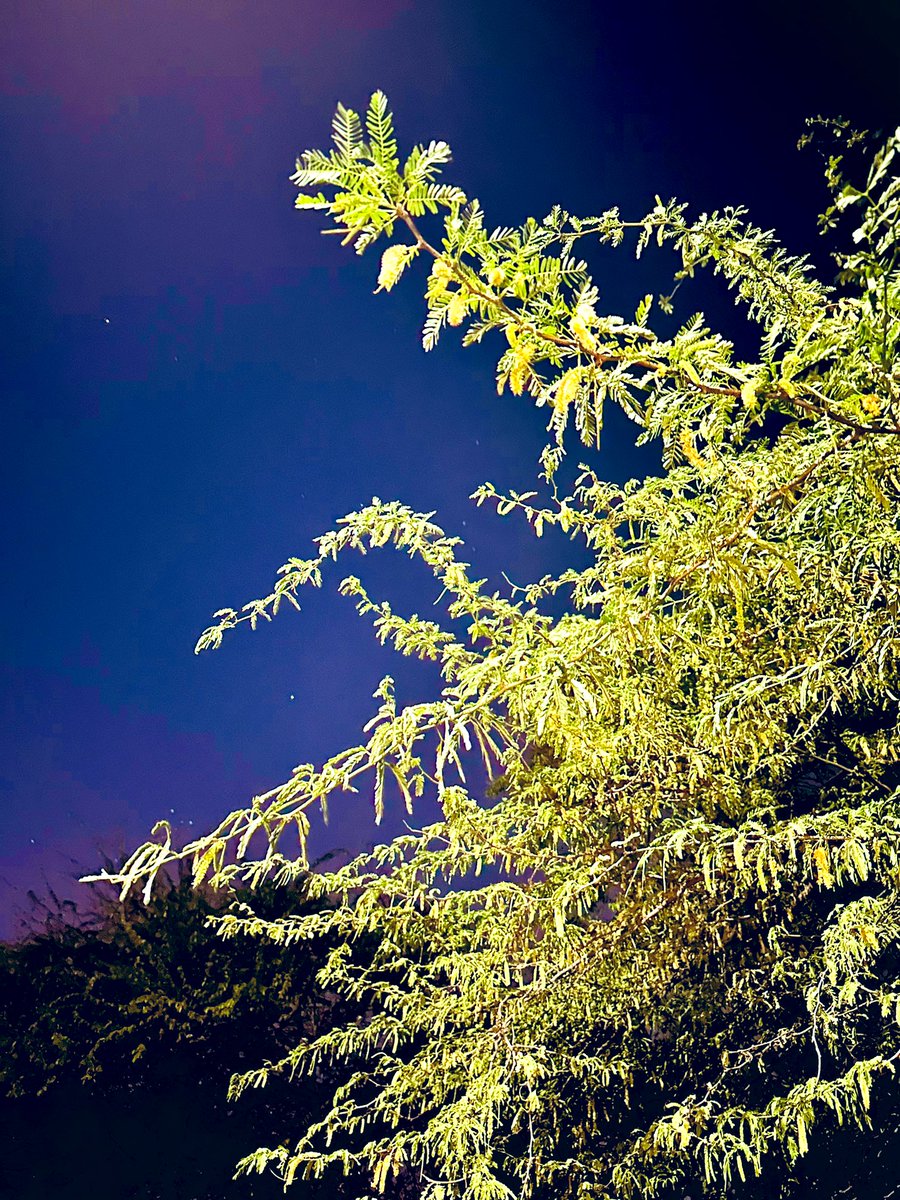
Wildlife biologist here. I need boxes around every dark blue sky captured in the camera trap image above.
[1,0,898,936]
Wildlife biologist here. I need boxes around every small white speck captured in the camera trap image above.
[30,838,35,844]
[169,808,175,814]
[289,693,295,701]
[104,318,110,324]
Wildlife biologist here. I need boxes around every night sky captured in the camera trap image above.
[2,0,898,939]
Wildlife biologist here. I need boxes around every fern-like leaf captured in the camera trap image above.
[331,103,363,162]
[366,91,398,171]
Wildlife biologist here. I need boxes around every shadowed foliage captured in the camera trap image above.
[0,869,378,1199]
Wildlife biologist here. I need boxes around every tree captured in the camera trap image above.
[92,96,900,1199]
[0,871,370,1199]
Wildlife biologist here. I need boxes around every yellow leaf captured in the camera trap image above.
[683,362,701,387]
[447,291,468,327]
[554,366,583,414]
[376,244,415,292]
[860,393,882,418]
[571,314,597,352]
[373,1155,391,1194]
[797,1113,808,1156]
[193,844,219,887]
[848,840,869,881]
[509,350,531,395]
[859,924,878,949]
[740,378,760,408]
[813,845,834,887]
[755,851,768,892]
[679,429,705,469]
[702,855,714,891]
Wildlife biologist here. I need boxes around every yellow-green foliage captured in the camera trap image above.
[90,97,900,1199]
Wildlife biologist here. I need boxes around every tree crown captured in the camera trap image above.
[89,96,900,1200]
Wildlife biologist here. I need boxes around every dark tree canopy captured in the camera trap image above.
[0,874,374,1199]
